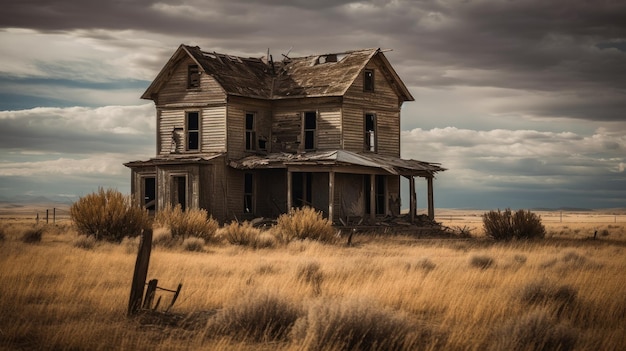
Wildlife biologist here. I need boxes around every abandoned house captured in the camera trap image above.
[124,44,445,224]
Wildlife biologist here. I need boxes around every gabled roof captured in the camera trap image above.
[142,45,414,101]
[229,150,444,177]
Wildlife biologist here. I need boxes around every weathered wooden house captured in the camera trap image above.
[125,45,444,223]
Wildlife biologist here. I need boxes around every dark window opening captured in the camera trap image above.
[364,113,376,152]
[304,111,316,150]
[173,176,187,211]
[187,111,199,150]
[365,175,385,215]
[143,177,156,212]
[364,69,374,92]
[245,112,256,151]
[188,64,200,88]
[244,173,254,213]
[292,172,312,208]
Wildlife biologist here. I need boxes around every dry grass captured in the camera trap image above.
[1,212,625,350]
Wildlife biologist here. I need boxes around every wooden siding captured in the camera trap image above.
[157,106,226,156]
[155,57,226,107]
[343,58,401,157]
[226,96,272,159]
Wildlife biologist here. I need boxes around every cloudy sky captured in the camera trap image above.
[1,0,624,209]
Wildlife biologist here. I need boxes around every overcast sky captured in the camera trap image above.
[1,0,625,209]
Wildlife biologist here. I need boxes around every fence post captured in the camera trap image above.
[46,209,49,224]
[128,228,153,316]
[53,208,56,224]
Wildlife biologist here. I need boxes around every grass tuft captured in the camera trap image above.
[21,226,43,243]
[491,310,577,351]
[275,206,337,244]
[181,237,205,252]
[470,254,495,269]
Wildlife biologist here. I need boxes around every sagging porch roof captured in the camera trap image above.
[229,150,445,177]
[124,153,225,167]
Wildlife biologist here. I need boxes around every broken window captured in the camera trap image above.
[188,64,200,89]
[172,176,187,211]
[245,112,256,151]
[186,111,199,151]
[142,176,156,212]
[364,113,376,152]
[244,173,254,214]
[292,172,312,208]
[303,111,316,150]
[365,175,385,215]
[363,69,374,92]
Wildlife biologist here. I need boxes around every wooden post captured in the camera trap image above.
[53,208,56,224]
[128,228,153,316]
[369,174,376,223]
[36,213,39,225]
[46,209,49,224]
[328,171,335,223]
[409,176,416,224]
[143,279,158,310]
[286,170,292,211]
[427,177,434,220]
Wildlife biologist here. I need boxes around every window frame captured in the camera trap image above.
[186,111,200,151]
[363,69,375,92]
[364,112,377,152]
[245,112,256,151]
[187,64,200,89]
[303,111,317,151]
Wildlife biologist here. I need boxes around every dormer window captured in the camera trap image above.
[364,69,374,92]
[188,64,200,89]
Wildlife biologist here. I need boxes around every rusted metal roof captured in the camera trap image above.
[229,150,445,177]
[143,45,414,101]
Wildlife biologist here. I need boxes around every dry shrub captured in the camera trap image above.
[470,254,495,269]
[70,188,150,242]
[405,258,437,273]
[181,237,205,252]
[519,281,577,316]
[296,261,323,296]
[0,226,6,242]
[490,310,577,351]
[483,209,545,241]
[21,226,44,243]
[207,292,300,342]
[275,206,337,244]
[291,298,429,351]
[154,204,218,241]
[73,235,96,250]
[151,227,177,248]
[220,221,261,246]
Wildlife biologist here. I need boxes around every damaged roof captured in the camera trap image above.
[124,153,225,167]
[229,150,445,177]
[142,45,414,101]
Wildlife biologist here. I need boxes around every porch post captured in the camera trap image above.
[427,176,434,220]
[328,171,335,223]
[409,176,416,224]
[369,174,376,223]
[287,170,292,211]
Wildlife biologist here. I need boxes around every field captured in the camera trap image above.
[1,206,625,350]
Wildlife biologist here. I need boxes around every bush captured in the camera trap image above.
[470,254,495,269]
[490,310,577,351]
[70,188,150,242]
[154,204,218,241]
[483,209,545,241]
[208,292,300,342]
[0,226,5,242]
[275,206,337,244]
[151,227,177,248]
[181,237,205,252]
[21,226,44,243]
[291,298,428,351]
[220,221,261,246]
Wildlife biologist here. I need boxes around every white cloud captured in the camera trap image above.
[0,153,128,177]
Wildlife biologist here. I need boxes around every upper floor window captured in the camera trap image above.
[245,112,256,151]
[364,113,377,152]
[364,69,374,92]
[303,111,317,150]
[186,111,199,151]
[188,64,200,89]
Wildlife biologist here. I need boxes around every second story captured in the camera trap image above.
[141,45,414,160]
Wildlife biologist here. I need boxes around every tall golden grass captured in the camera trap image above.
[0,219,625,350]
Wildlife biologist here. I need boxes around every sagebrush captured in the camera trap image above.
[275,206,337,243]
[154,204,218,241]
[70,188,150,242]
[483,208,545,240]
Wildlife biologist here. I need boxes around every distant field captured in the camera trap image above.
[1,207,625,350]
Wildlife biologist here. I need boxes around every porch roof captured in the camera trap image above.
[124,153,225,167]
[229,150,445,177]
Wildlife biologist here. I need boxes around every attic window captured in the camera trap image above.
[188,64,200,89]
[364,69,374,92]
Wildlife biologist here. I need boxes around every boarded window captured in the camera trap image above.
[188,64,200,88]
[364,113,376,152]
[364,69,374,92]
[303,111,316,150]
[186,111,199,151]
[245,112,256,151]
[244,173,254,213]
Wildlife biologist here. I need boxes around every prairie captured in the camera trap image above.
[1,208,625,350]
